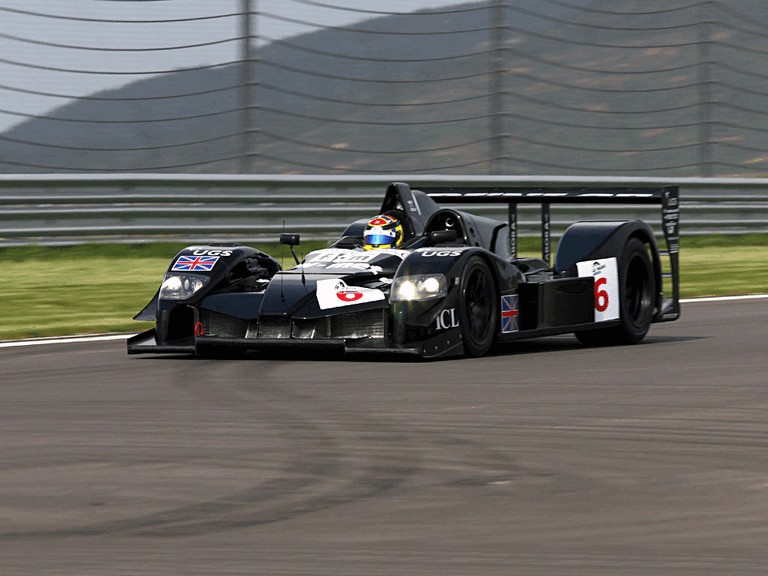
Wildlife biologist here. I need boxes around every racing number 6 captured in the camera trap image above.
[594,277,609,312]
[576,257,620,323]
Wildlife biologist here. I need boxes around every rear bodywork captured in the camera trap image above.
[128,182,680,359]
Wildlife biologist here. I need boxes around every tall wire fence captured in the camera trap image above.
[1,0,768,176]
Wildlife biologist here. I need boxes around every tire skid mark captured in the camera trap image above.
[134,361,419,536]
[0,360,418,539]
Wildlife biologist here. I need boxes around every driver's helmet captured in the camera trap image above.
[363,213,404,250]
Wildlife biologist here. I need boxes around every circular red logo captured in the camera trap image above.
[336,290,363,302]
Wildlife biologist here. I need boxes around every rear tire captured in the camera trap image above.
[576,237,655,346]
[459,256,498,357]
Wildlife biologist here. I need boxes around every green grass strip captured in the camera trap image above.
[1,235,765,340]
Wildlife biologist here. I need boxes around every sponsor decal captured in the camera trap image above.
[300,261,384,273]
[375,249,410,259]
[500,294,519,333]
[664,189,679,208]
[328,263,384,273]
[301,249,407,272]
[306,249,379,264]
[430,191,655,200]
[316,278,385,310]
[305,248,409,264]
[435,308,459,330]
[577,257,619,322]
[172,255,219,272]
[191,249,233,257]
[420,249,463,257]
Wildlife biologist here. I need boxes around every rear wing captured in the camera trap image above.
[420,185,680,320]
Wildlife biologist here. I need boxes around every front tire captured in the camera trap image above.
[576,237,655,346]
[459,256,498,357]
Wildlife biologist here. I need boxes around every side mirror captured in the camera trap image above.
[280,233,300,246]
[280,233,301,265]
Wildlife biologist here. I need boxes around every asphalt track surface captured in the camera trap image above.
[1,299,766,575]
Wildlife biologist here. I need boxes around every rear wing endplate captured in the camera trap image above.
[421,185,680,322]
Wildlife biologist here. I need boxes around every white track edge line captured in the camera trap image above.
[0,334,130,348]
[680,294,768,303]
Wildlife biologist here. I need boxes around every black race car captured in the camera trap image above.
[128,181,680,359]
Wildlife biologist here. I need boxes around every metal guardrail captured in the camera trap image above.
[0,175,767,246]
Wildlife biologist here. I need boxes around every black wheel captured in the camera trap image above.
[576,237,655,346]
[459,256,498,357]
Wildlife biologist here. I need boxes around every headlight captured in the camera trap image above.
[159,273,209,300]
[390,274,448,302]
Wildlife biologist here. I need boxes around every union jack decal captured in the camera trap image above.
[172,255,219,272]
[500,294,519,334]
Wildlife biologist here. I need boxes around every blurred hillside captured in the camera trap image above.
[2,0,768,176]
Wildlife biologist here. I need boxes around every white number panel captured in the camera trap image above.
[316,278,385,310]
[577,257,619,322]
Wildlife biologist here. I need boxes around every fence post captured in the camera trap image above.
[489,0,506,175]
[697,1,714,177]
[239,0,255,174]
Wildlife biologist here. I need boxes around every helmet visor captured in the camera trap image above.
[364,230,397,246]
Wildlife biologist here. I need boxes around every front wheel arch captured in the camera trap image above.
[458,255,498,357]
